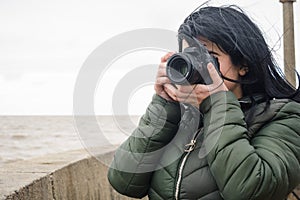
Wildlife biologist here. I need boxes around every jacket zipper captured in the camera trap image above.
[174,129,201,200]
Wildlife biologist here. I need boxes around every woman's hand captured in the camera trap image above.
[154,52,175,101]
[163,63,228,107]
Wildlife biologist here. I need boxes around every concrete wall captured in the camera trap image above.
[1,146,299,200]
[0,146,144,200]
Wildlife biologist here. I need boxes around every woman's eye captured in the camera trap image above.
[209,53,219,60]
[208,51,219,57]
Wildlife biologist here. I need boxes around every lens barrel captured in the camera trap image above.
[167,52,210,85]
[166,53,193,85]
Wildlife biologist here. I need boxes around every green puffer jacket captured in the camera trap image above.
[108,91,300,200]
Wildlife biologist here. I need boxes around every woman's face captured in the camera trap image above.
[182,38,246,98]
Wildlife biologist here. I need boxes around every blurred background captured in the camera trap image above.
[0,0,299,116]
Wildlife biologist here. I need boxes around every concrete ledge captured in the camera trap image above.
[1,146,298,199]
[0,146,142,200]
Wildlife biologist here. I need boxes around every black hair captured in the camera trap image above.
[178,5,300,102]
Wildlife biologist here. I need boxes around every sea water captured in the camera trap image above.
[0,115,140,166]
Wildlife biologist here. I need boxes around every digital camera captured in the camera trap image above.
[166,38,219,85]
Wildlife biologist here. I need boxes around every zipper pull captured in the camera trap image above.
[185,139,196,152]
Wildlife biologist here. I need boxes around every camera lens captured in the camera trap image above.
[172,59,188,77]
[166,54,192,84]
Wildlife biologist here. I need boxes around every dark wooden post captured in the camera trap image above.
[280,0,297,87]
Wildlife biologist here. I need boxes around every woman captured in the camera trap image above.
[107,5,300,200]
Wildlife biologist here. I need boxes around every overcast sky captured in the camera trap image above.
[0,0,299,115]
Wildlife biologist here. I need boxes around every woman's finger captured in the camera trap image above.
[156,77,171,85]
[165,84,197,103]
[176,85,194,94]
[161,52,175,62]
[207,63,228,92]
[157,65,167,77]
[207,63,222,84]
[164,84,178,101]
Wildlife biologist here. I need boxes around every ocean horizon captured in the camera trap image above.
[0,115,141,166]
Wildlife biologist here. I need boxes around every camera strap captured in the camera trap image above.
[220,74,258,85]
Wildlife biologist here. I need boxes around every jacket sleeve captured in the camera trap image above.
[107,94,181,198]
[200,91,300,200]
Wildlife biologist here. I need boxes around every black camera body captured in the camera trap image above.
[166,46,219,85]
